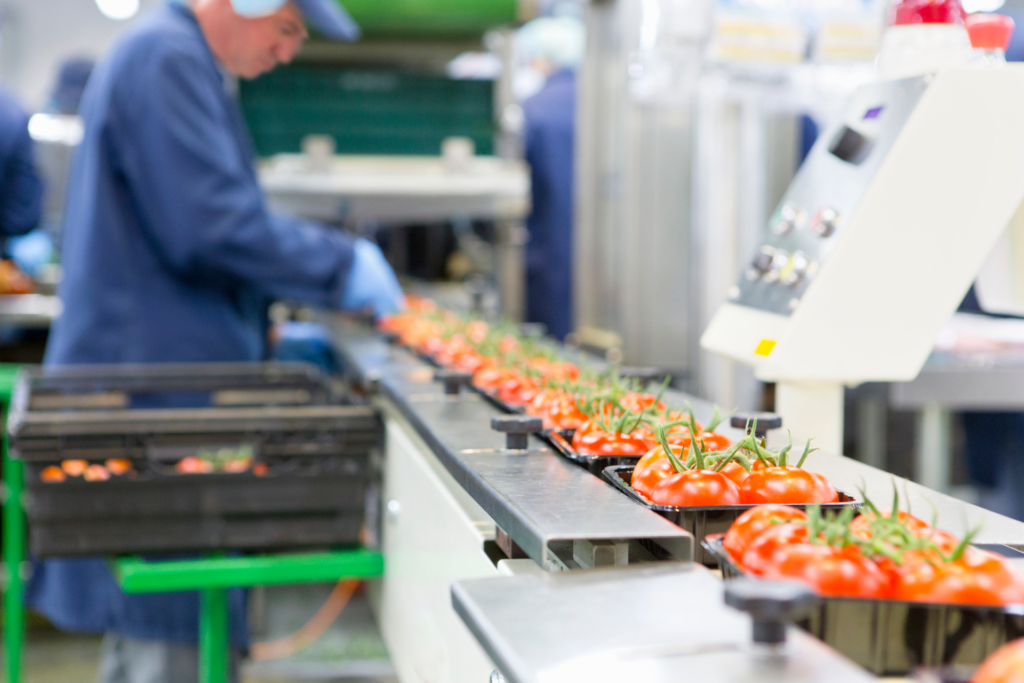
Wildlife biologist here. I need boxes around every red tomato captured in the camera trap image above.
[740,523,810,575]
[496,375,540,407]
[473,367,516,392]
[630,459,675,499]
[850,510,931,540]
[973,638,1024,683]
[723,505,808,561]
[809,471,839,503]
[574,430,652,457]
[527,390,587,431]
[699,433,734,451]
[893,549,1024,606]
[650,470,741,507]
[634,443,684,474]
[761,542,892,599]
[720,462,750,487]
[571,419,602,448]
[84,464,111,482]
[622,392,666,414]
[40,466,66,483]
[739,467,837,505]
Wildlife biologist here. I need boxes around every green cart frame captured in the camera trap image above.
[0,364,384,683]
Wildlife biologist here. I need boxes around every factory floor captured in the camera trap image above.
[12,583,397,683]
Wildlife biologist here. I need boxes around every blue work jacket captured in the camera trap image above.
[27,3,357,646]
[522,69,575,341]
[0,87,43,238]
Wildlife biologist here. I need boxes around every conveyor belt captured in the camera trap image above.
[329,316,1024,564]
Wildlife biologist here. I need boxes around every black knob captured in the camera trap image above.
[380,332,401,345]
[730,412,783,437]
[724,579,818,645]
[434,370,471,396]
[491,415,542,450]
[619,367,668,384]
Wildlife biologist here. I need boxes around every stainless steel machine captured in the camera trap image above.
[703,66,1024,452]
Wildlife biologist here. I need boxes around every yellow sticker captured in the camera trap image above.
[754,339,776,357]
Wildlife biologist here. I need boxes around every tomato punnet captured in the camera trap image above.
[740,467,838,505]
[723,505,808,561]
[650,470,741,507]
[630,459,676,499]
[740,522,810,575]
[760,542,892,599]
[574,430,653,457]
[973,637,1024,683]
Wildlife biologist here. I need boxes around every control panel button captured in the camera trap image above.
[780,251,809,286]
[770,203,803,236]
[810,207,840,237]
[746,246,775,280]
[763,249,789,283]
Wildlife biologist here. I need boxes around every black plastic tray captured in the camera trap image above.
[702,535,1024,676]
[603,465,859,565]
[8,362,382,556]
[547,431,644,475]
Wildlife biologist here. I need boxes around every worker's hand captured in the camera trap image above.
[341,238,404,316]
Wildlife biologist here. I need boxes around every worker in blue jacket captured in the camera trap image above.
[0,87,43,239]
[26,1,402,680]
[517,15,584,341]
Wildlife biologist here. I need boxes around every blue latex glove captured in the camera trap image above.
[341,238,404,316]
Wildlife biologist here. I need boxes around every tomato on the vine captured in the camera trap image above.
[649,470,741,507]
[760,542,892,599]
[723,505,808,561]
[739,522,810,575]
[574,430,652,457]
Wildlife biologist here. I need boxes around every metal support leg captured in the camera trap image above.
[3,421,25,683]
[199,587,228,683]
[915,403,952,493]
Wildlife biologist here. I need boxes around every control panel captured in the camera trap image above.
[731,76,930,316]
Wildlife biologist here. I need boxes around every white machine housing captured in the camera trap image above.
[701,66,1024,449]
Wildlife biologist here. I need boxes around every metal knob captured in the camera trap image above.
[810,207,839,238]
[619,366,668,384]
[730,412,782,438]
[435,370,472,396]
[724,579,818,645]
[491,415,542,450]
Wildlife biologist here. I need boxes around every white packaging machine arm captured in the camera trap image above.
[701,66,1024,452]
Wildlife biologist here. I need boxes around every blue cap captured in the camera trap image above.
[229,0,360,41]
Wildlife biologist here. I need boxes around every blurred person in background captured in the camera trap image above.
[0,86,43,241]
[516,13,585,341]
[25,0,402,681]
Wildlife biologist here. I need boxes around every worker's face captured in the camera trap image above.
[208,0,308,79]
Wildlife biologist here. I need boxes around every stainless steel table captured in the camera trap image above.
[452,564,878,683]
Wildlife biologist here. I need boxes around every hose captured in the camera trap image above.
[249,579,360,661]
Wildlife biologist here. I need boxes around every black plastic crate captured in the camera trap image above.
[603,464,859,566]
[702,535,1024,675]
[8,363,382,557]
